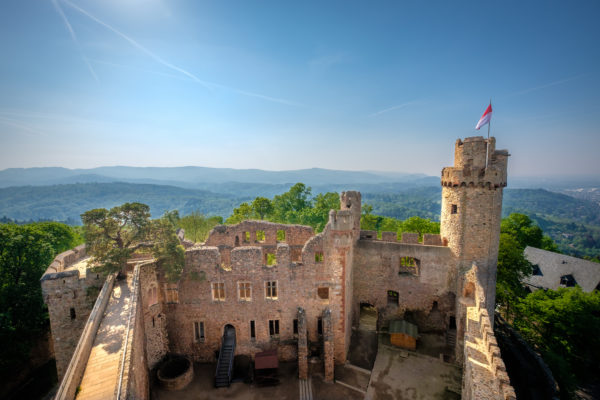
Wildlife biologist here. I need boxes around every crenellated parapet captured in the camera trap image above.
[359,230,445,246]
[460,265,516,400]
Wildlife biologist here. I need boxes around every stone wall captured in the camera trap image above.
[461,266,515,400]
[117,264,150,400]
[41,246,105,380]
[204,220,314,265]
[440,136,508,320]
[139,263,169,369]
[159,236,346,364]
[353,239,457,331]
[53,274,115,400]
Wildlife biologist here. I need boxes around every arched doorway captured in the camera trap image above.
[224,324,236,342]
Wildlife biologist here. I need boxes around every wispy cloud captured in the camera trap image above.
[369,101,419,117]
[509,74,586,97]
[52,0,99,82]
[61,0,300,106]
[309,52,349,73]
[0,116,47,137]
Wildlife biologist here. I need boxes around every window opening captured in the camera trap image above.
[399,257,419,276]
[317,318,323,335]
[250,320,256,340]
[269,320,280,337]
[194,321,205,342]
[238,282,251,301]
[243,232,250,243]
[451,204,458,214]
[212,282,225,301]
[256,230,266,242]
[315,252,324,263]
[266,253,277,266]
[293,319,298,335]
[387,290,399,306]
[277,230,286,242]
[265,281,278,299]
[70,308,76,320]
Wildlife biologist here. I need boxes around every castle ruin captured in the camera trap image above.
[41,136,515,399]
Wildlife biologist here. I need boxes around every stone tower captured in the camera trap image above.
[440,136,509,318]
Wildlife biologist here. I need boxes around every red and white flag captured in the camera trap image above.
[475,103,492,130]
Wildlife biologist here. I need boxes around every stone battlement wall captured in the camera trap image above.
[442,137,508,189]
[53,274,115,400]
[204,220,314,265]
[41,246,105,379]
[360,230,444,246]
[43,244,87,276]
[462,268,515,400]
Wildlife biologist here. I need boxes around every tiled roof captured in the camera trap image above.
[523,246,600,292]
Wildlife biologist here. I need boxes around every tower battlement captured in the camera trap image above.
[441,137,509,189]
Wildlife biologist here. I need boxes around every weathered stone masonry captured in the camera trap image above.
[43,136,515,399]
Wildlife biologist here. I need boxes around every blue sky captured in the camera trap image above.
[0,1,598,177]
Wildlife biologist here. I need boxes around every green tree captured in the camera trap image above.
[399,216,440,241]
[251,197,273,220]
[81,202,152,276]
[0,224,55,373]
[496,233,532,320]
[514,287,600,398]
[501,213,558,252]
[272,183,312,221]
[177,212,222,242]
[226,202,254,224]
[151,218,185,282]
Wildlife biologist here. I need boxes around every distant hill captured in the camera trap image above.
[0,166,437,189]
[0,183,244,222]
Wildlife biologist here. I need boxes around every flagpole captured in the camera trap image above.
[485,99,491,169]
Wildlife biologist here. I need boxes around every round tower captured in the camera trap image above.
[440,136,509,316]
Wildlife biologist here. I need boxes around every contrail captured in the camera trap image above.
[51,0,76,41]
[62,0,210,89]
[61,0,300,106]
[51,0,99,82]
[0,116,47,137]
[510,74,585,97]
[369,101,417,117]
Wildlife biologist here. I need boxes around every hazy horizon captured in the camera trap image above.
[1,1,599,177]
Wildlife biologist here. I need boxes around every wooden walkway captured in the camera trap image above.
[76,277,133,400]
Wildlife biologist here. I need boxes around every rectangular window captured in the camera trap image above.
[244,231,250,243]
[266,253,277,266]
[317,287,329,300]
[194,321,205,342]
[451,204,458,214]
[238,282,252,301]
[256,230,266,242]
[269,319,280,337]
[212,282,225,301]
[277,230,286,242]
[315,252,324,263]
[250,320,256,340]
[265,281,278,299]
[317,318,323,335]
[293,319,298,335]
[70,307,76,320]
